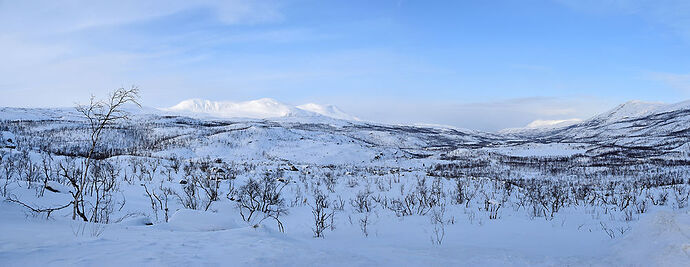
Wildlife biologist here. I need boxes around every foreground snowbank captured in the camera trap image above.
[611,211,690,266]
[1,198,688,266]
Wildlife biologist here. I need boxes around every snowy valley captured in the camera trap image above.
[1,97,690,266]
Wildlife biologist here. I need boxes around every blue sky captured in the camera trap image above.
[1,0,689,130]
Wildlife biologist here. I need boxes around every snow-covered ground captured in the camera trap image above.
[2,182,688,267]
[484,143,588,157]
[2,192,688,266]
[1,100,690,266]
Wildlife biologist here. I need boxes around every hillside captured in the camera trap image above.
[0,99,689,266]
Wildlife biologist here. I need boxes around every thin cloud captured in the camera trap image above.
[555,0,690,40]
[0,0,283,35]
[647,72,690,92]
[338,97,612,132]
[0,0,287,107]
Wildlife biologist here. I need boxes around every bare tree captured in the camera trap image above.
[430,203,446,245]
[6,195,72,219]
[39,154,54,197]
[359,213,370,237]
[310,189,335,238]
[142,182,172,223]
[67,86,140,221]
[1,151,17,197]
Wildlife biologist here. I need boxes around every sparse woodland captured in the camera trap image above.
[1,89,689,265]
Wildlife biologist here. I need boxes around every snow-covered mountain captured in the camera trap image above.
[502,100,666,134]
[505,100,690,158]
[296,103,359,121]
[164,98,359,121]
[589,100,666,124]
[525,119,583,129]
[1,98,689,161]
[2,98,690,160]
[500,119,582,134]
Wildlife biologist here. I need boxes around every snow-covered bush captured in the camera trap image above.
[235,172,288,232]
[310,189,334,238]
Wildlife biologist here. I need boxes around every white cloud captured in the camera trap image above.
[0,0,287,107]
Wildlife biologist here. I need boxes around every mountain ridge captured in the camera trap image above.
[163,98,359,121]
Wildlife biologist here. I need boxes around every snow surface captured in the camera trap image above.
[1,192,687,266]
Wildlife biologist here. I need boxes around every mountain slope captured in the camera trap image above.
[590,100,665,124]
[510,100,690,158]
[2,98,689,160]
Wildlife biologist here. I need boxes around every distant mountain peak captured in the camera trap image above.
[498,118,582,134]
[163,98,358,121]
[499,99,689,135]
[526,119,583,129]
[296,103,359,121]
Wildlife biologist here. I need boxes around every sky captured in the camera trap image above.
[1,0,689,131]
